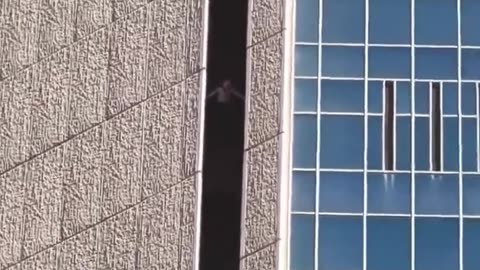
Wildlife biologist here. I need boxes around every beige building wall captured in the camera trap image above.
[240,0,292,269]
[1,0,290,269]
[0,0,207,269]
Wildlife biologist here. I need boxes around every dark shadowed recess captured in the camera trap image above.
[199,0,248,269]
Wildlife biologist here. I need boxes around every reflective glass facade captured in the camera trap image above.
[291,0,480,269]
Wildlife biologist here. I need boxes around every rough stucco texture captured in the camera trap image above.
[241,0,285,268]
[0,0,205,269]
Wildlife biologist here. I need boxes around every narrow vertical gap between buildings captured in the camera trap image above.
[199,0,248,269]
[384,81,394,171]
[432,82,441,171]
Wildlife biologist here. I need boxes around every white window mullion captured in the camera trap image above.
[476,82,479,172]
[410,0,416,268]
[457,0,463,269]
[440,82,444,172]
[314,1,324,270]
[393,81,397,171]
[429,81,433,171]
[382,80,386,171]
[363,1,369,270]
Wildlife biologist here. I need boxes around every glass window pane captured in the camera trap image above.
[464,219,480,270]
[415,48,457,80]
[293,115,317,168]
[415,0,457,45]
[462,0,480,45]
[319,172,363,213]
[322,0,364,43]
[319,216,363,270]
[462,50,480,80]
[442,83,458,115]
[463,175,480,215]
[369,47,410,79]
[321,80,364,113]
[415,82,429,114]
[369,0,410,44]
[462,118,477,172]
[292,171,316,212]
[322,46,364,78]
[397,82,411,114]
[368,116,382,170]
[415,117,430,170]
[415,174,459,215]
[295,79,318,112]
[295,45,318,76]
[367,217,410,270]
[295,0,319,42]
[291,214,315,270]
[320,115,364,169]
[368,173,410,214]
[397,116,411,170]
[443,117,459,171]
[415,218,459,270]
[368,81,383,113]
[462,83,477,115]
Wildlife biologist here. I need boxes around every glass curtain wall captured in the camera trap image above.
[290,0,480,269]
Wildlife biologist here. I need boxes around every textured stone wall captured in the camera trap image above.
[240,0,291,268]
[0,0,207,269]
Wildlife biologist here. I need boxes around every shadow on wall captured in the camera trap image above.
[200,0,248,269]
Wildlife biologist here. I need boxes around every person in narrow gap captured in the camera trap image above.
[207,79,244,104]
[206,79,244,143]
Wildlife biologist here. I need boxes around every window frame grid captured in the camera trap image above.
[290,0,480,269]
[290,212,480,219]
[292,167,480,175]
[297,41,480,50]
[295,75,480,84]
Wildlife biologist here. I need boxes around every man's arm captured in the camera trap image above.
[207,87,220,99]
[231,88,244,101]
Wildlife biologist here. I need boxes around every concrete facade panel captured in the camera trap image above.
[100,105,143,219]
[56,228,98,270]
[111,0,147,22]
[146,1,187,98]
[138,177,196,270]
[62,128,104,238]
[106,7,148,116]
[67,28,109,136]
[0,0,40,80]
[241,0,288,268]
[246,33,283,147]
[22,146,65,258]
[242,136,280,255]
[0,167,26,269]
[36,0,76,61]
[96,207,139,270]
[0,0,206,268]
[28,49,71,157]
[19,246,58,270]
[248,0,284,45]
[241,244,277,270]
[0,77,30,174]
[142,83,186,198]
[185,0,204,75]
[73,0,112,40]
